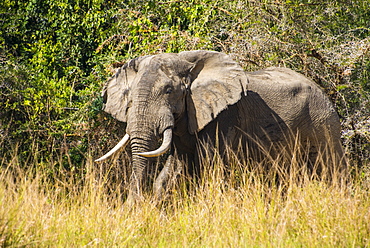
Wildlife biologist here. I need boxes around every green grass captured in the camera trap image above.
[0,148,369,247]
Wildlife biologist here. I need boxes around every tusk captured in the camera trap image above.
[95,134,130,162]
[136,129,172,158]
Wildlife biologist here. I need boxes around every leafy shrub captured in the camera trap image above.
[0,0,368,173]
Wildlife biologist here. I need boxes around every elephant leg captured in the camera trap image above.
[153,154,182,201]
[306,133,347,181]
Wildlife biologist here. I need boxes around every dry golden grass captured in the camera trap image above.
[0,144,369,247]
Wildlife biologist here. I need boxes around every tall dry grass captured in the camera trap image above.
[0,142,369,247]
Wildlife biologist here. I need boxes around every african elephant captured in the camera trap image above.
[95,50,345,205]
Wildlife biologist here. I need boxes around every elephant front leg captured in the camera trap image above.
[153,154,182,201]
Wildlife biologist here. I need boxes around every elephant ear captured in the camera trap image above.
[179,50,249,134]
[102,55,152,122]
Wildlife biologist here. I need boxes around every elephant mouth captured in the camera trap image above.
[95,128,172,162]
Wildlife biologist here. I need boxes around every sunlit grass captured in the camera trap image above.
[0,145,369,247]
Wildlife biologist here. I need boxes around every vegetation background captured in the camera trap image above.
[0,0,369,246]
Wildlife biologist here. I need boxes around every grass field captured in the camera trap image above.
[0,147,369,247]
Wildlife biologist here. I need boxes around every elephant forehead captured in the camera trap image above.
[147,54,177,68]
[152,53,179,62]
[147,54,193,75]
[133,66,175,92]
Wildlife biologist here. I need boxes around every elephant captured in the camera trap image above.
[95,50,345,205]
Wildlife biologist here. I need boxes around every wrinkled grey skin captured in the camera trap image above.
[97,50,345,205]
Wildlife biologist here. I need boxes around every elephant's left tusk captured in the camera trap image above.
[136,128,172,158]
[95,133,130,162]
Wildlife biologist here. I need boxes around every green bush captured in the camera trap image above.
[0,0,369,172]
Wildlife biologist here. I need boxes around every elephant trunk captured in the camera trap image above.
[126,132,156,202]
[126,124,174,204]
[124,85,175,203]
[137,128,172,157]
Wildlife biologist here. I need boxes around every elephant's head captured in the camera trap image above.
[96,50,249,201]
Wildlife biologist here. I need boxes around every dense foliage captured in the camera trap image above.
[1,0,369,172]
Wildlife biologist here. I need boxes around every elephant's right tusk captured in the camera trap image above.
[95,133,130,162]
[136,128,172,158]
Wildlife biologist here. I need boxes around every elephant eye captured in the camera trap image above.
[165,87,173,94]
